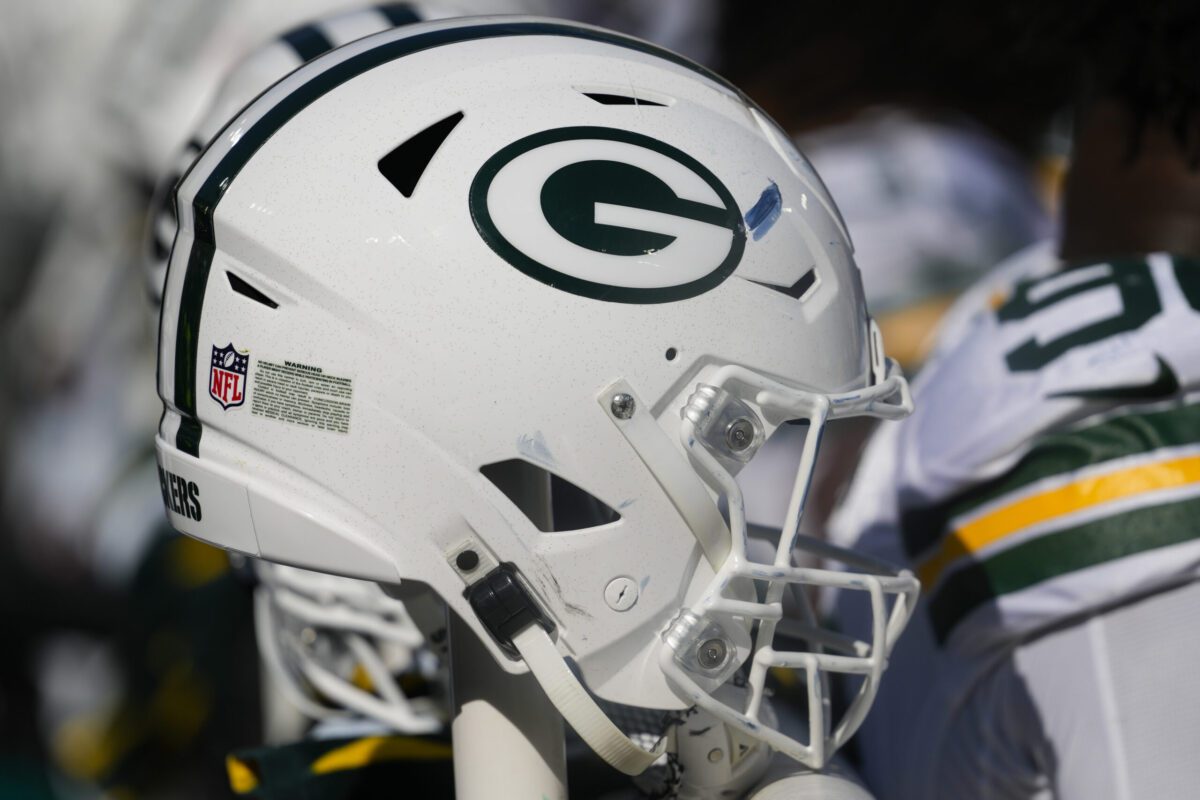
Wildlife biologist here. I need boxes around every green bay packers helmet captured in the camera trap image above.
[155,16,917,773]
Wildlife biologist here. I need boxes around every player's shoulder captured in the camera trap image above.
[829,243,1064,551]
[834,246,1200,646]
[883,247,1200,644]
[898,245,1200,499]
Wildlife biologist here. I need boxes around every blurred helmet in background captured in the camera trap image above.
[798,109,1052,368]
[146,3,457,739]
[101,0,545,180]
[144,2,460,305]
[254,560,444,736]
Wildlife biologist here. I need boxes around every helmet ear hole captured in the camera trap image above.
[479,458,621,533]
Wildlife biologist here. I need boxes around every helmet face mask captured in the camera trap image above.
[650,354,917,766]
[154,16,917,770]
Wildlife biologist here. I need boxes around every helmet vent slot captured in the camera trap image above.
[226,271,279,308]
[745,268,818,301]
[582,91,666,107]
[480,458,621,533]
[377,111,464,198]
[787,268,818,300]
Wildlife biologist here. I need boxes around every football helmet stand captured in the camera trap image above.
[449,633,877,800]
[451,611,568,798]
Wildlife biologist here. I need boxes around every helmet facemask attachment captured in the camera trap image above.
[608,351,918,769]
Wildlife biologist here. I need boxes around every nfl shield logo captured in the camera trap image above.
[209,343,249,410]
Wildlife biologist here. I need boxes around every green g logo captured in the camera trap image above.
[470,126,745,303]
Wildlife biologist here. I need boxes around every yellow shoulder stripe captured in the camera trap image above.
[919,453,1200,588]
[310,736,452,775]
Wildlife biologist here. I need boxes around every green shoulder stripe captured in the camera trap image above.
[928,491,1200,642]
[901,402,1200,560]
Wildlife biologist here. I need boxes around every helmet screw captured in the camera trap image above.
[697,638,728,669]
[611,393,636,419]
[725,418,756,452]
[604,576,639,611]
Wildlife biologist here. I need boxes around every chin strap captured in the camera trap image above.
[511,624,666,776]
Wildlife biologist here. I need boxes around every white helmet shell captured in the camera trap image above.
[155,16,916,769]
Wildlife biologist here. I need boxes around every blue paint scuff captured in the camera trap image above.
[744,181,782,241]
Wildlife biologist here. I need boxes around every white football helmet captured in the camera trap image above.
[154,16,917,773]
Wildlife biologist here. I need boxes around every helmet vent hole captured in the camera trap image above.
[582,91,666,107]
[743,267,818,301]
[665,347,678,361]
[226,271,279,308]
[480,458,621,533]
[792,268,819,300]
[377,111,464,198]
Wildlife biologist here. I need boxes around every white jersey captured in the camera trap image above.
[836,242,1200,652]
[832,243,1200,798]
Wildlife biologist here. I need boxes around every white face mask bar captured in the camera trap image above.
[442,353,916,778]
[659,357,919,769]
[254,562,444,735]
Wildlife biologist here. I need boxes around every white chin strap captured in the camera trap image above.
[511,624,666,775]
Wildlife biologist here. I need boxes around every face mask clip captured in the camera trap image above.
[682,384,765,474]
[664,610,752,692]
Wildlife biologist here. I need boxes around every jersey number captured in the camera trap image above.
[998,257,1200,372]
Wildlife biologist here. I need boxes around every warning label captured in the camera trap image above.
[251,359,353,433]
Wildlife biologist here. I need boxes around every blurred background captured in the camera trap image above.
[0,0,1073,796]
